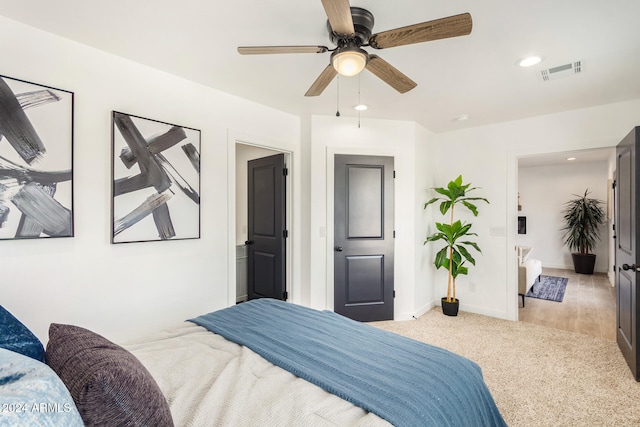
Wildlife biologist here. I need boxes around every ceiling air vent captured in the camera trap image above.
[540,60,583,82]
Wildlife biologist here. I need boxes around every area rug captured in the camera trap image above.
[525,275,568,302]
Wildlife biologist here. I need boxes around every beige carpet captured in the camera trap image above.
[373,308,640,427]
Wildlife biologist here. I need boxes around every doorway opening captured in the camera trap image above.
[234,142,292,304]
[515,147,616,339]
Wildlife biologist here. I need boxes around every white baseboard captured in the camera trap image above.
[398,300,511,322]
[396,301,435,321]
[543,263,609,274]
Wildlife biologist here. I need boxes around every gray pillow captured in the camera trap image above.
[45,323,174,427]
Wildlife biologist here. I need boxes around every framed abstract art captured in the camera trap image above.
[111,111,201,243]
[0,75,74,239]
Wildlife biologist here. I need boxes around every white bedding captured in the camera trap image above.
[125,322,392,427]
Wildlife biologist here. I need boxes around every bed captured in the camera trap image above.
[0,300,507,426]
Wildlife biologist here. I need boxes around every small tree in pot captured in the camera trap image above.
[424,176,489,316]
[561,189,605,274]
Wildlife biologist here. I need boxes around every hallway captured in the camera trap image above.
[518,268,616,340]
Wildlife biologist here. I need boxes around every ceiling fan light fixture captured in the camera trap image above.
[331,46,368,77]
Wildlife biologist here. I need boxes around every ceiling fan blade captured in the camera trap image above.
[366,55,417,94]
[238,45,329,55]
[321,0,355,35]
[305,65,338,97]
[369,13,472,49]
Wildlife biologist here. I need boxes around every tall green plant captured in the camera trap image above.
[561,189,605,254]
[424,176,489,302]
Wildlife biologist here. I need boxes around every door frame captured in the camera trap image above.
[508,146,617,321]
[325,146,397,313]
[227,130,298,307]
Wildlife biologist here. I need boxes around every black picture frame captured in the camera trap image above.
[111,111,201,243]
[0,74,74,239]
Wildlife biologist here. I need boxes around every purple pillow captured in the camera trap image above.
[46,323,173,427]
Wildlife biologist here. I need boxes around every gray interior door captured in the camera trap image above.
[616,126,639,381]
[247,153,287,300]
[334,154,394,322]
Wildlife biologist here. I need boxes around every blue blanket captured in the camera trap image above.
[190,299,506,427]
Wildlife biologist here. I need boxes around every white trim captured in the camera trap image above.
[399,300,435,321]
[506,151,519,321]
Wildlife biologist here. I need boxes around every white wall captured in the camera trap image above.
[427,132,507,318]
[3,14,640,343]
[517,160,611,273]
[433,99,640,320]
[0,16,300,344]
[412,125,438,316]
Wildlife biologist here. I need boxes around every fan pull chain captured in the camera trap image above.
[336,75,340,117]
[357,74,361,128]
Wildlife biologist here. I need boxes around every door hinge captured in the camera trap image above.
[283,168,288,176]
[283,230,288,238]
[393,170,396,178]
[283,291,288,300]
[393,290,396,298]
[393,230,396,238]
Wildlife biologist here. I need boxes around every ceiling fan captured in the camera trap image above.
[238,0,472,97]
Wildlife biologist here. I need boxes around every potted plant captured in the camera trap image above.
[561,189,605,274]
[424,176,489,316]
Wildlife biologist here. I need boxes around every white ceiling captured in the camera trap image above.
[1,0,639,133]
[518,147,614,168]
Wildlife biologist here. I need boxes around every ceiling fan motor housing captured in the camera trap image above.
[327,7,374,46]
[237,2,472,96]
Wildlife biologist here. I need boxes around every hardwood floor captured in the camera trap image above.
[518,268,616,340]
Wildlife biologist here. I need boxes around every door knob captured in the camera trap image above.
[335,246,343,252]
[622,263,639,272]
[245,240,254,245]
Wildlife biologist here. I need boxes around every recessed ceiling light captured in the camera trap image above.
[566,157,577,161]
[354,104,368,111]
[517,55,543,67]
[453,114,470,122]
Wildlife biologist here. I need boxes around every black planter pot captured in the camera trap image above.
[441,297,459,316]
[572,253,596,274]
